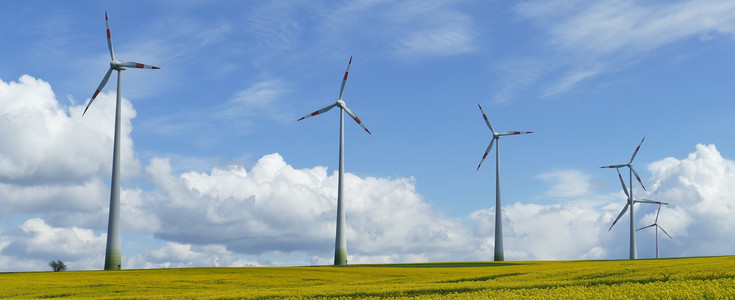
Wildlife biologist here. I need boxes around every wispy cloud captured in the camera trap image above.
[392,24,476,58]
[140,79,290,140]
[386,1,477,58]
[542,0,735,56]
[497,0,735,101]
[541,68,600,98]
[537,170,592,198]
[216,79,291,124]
[248,0,478,61]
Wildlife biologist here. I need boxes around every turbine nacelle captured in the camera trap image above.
[111,60,126,70]
[336,99,347,109]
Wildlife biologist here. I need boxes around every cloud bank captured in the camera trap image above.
[1,75,733,271]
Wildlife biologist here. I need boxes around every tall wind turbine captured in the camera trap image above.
[297,57,370,266]
[83,12,159,270]
[476,104,533,261]
[601,137,647,259]
[636,203,672,258]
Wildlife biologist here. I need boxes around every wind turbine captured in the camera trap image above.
[83,12,159,270]
[476,104,533,261]
[636,203,672,258]
[297,56,370,266]
[601,137,647,259]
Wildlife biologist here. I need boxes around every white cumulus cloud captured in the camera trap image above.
[0,75,139,226]
[642,144,735,257]
[0,75,139,183]
[0,218,106,271]
[126,242,260,269]
[140,153,476,264]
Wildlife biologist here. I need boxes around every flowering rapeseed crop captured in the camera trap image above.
[1,256,734,299]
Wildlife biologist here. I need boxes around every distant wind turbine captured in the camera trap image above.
[636,203,672,258]
[297,57,370,266]
[82,12,160,270]
[601,138,647,260]
[609,169,668,231]
[476,104,533,261]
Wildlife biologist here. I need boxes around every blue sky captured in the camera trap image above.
[1,0,735,270]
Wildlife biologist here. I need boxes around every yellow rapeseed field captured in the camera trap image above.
[1,256,734,299]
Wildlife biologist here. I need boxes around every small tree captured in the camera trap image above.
[49,260,67,272]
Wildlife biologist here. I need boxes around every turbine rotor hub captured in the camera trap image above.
[336,99,346,109]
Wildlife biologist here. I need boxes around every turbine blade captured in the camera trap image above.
[659,226,673,239]
[105,11,115,60]
[338,56,352,100]
[601,164,627,169]
[635,224,656,231]
[655,205,661,222]
[629,137,645,164]
[608,203,629,231]
[119,62,161,69]
[498,131,534,136]
[477,104,496,134]
[297,103,336,121]
[635,199,668,205]
[342,105,371,135]
[476,138,495,171]
[630,166,647,191]
[617,169,629,198]
[83,67,114,116]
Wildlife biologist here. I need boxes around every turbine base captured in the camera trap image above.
[494,251,504,262]
[104,249,121,270]
[334,248,348,266]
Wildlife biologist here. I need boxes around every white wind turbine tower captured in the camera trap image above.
[83,12,160,270]
[298,57,370,266]
[636,203,672,258]
[601,138,647,260]
[476,104,533,262]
